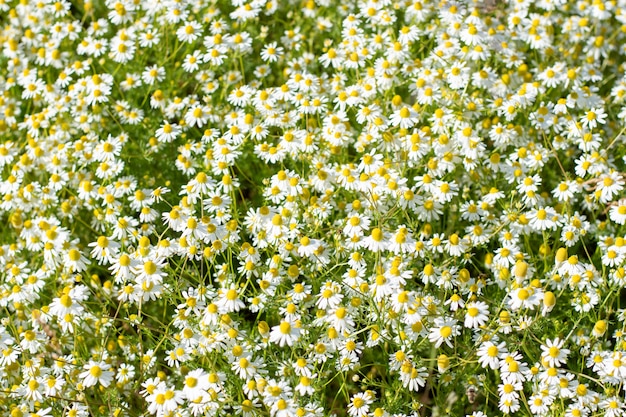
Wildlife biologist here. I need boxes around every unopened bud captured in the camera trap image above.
[514,261,528,279]
[437,354,450,372]
[593,320,607,337]
[555,247,568,263]
[542,291,556,316]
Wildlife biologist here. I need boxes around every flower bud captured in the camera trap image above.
[514,261,528,279]
[437,354,450,372]
[593,320,607,337]
[555,247,568,263]
[542,291,556,315]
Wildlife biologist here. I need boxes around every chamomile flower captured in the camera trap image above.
[429,317,461,348]
[133,256,167,285]
[464,301,489,329]
[348,392,374,417]
[529,391,554,415]
[64,248,89,273]
[552,180,579,202]
[541,338,570,368]
[141,65,165,86]
[580,107,607,129]
[146,385,184,415]
[177,20,202,43]
[5,1,626,415]
[261,42,284,63]
[216,285,246,313]
[361,227,388,252]
[477,340,507,370]
[389,106,418,129]
[508,286,542,311]
[609,199,626,225]
[498,351,527,381]
[79,360,114,388]
[88,235,120,264]
[269,320,301,347]
[498,381,522,404]
[185,104,210,128]
[596,172,624,203]
[527,207,560,231]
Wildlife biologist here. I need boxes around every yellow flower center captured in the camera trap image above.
[90,365,102,378]
[143,261,157,275]
[440,326,452,338]
[279,321,291,334]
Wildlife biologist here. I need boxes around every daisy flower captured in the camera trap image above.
[541,338,570,368]
[216,285,246,313]
[508,286,542,311]
[360,227,387,252]
[399,362,428,391]
[529,392,554,415]
[79,360,114,388]
[596,172,624,203]
[527,207,559,231]
[343,213,370,237]
[155,122,181,143]
[609,199,626,225]
[260,42,284,63]
[176,20,202,43]
[348,392,374,417]
[269,320,301,347]
[579,107,607,129]
[428,317,460,348]
[464,301,490,329]
[146,385,185,416]
[500,352,530,384]
[133,256,167,285]
[389,105,418,129]
[478,340,508,370]
[88,235,120,264]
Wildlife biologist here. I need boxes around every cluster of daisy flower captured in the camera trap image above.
[1,0,626,416]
